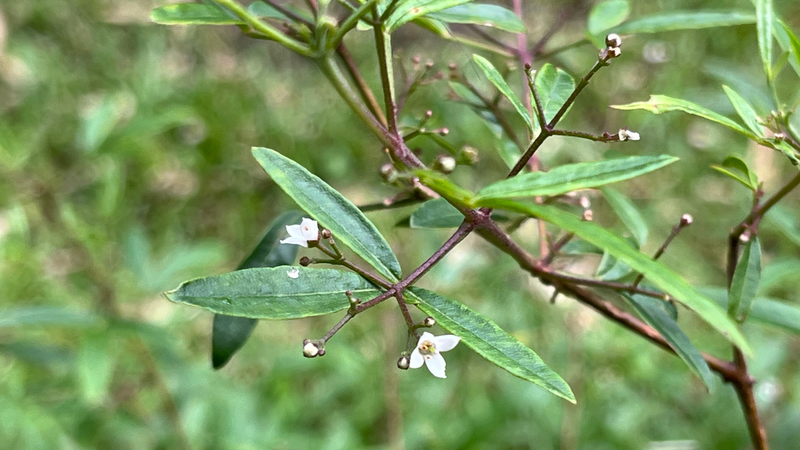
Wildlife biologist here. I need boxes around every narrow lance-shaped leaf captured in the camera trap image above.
[609,10,755,35]
[601,187,649,247]
[473,54,534,137]
[408,288,575,403]
[623,294,715,391]
[414,170,475,208]
[167,267,381,319]
[385,0,472,32]
[151,3,241,25]
[534,64,576,124]
[700,286,800,335]
[728,236,762,322]
[612,95,757,140]
[475,199,752,354]
[722,85,764,138]
[710,155,758,191]
[428,4,526,33]
[475,155,678,203]
[757,0,773,80]
[776,21,800,79]
[212,210,304,369]
[410,198,464,229]
[252,147,402,281]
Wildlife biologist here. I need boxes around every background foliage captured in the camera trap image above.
[1,0,800,449]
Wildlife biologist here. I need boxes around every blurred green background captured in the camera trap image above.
[2,0,800,449]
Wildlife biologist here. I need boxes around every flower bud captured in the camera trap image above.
[434,155,457,174]
[605,33,622,48]
[299,256,311,267]
[607,47,622,58]
[582,209,594,221]
[321,229,331,239]
[379,163,398,183]
[680,214,693,226]
[774,132,786,142]
[579,196,591,209]
[457,146,479,165]
[397,355,410,370]
[303,340,319,358]
[423,317,436,327]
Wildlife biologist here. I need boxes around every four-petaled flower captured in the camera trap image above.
[280,218,319,247]
[409,332,460,378]
[618,129,641,141]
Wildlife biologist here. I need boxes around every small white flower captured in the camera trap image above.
[280,218,319,247]
[409,331,460,379]
[287,268,300,279]
[618,129,641,141]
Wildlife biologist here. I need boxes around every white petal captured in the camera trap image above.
[409,348,424,369]
[418,332,435,344]
[433,335,460,352]
[425,353,447,378]
[628,131,641,141]
[280,236,309,247]
[299,218,319,241]
[285,224,304,238]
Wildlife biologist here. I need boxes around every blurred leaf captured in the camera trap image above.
[76,95,124,152]
[150,3,241,25]
[212,210,304,369]
[756,0,773,80]
[411,16,452,37]
[385,0,472,32]
[0,342,73,368]
[597,253,634,280]
[166,267,381,319]
[775,20,800,78]
[710,155,758,191]
[601,187,649,247]
[428,4,526,33]
[612,95,757,139]
[623,294,715,391]
[0,307,100,329]
[475,155,678,205]
[728,236,762,321]
[496,139,522,169]
[722,85,764,137]
[701,287,800,334]
[587,0,630,43]
[408,288,575,403]
[247,1,291,20]
[759,258,800,294]
[534,64,576,123]
[414,170,475,207]
[610,10,755,34]
[472,54,534,137]
[77,333,115,405]
[764,206,800,247]
[410,198,464,228]
[477,199,752,353]
[253,147,402,281]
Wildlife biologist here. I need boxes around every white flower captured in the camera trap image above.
[618,129,641,141]
[409,332,460,378]
[287,268,300,279]
[280,218,319,247]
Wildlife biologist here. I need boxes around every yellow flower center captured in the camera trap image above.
[419,340,436,358]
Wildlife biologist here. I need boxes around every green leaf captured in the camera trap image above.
[475,155,678,205]
[428,4,526,33]
[710,155,758,191]
[700,286,800,335]
[166,267,381,319]
[408,288,575,403]
[609,10,755,35]
[765,206,800,247]
[533,64,576,124]
[612,95,757,140]
[756,0,773,80]
[411,16,452,37]
[623,294,715,391]
[597,253,635,280]
[601,187,649,247]
[0,307,100,329]
[252,147,401,281]
[385,0,473,32]
[150,3,240,25]
[472,54,534,137]
[410,198,464,228]
[728,237,762,322]
[477,199,752,354]
[414,170,475,207]
[77,333,115,405]
[587,0,630,38]
[247,1,298,21]
[776,20,800,79]
[759,258,800,294]
[722,86,764,138]
[212,210,304,369]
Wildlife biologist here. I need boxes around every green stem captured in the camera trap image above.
[213,0,312,56]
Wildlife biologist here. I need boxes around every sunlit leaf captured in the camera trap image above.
[722,86,764,137]
[414,170,475,207]
[756,0,773,79]
[533,64,576,124]
[385,0,472,32]
[728,237,762,322]
[624,294,714,390]
[473,54,534,137]
[253,147,402,281]
[475,155,678,205]
[710,155,758,191]
[429,4,526,33]
[477,199,752,354]
[408,288,575,403]
[166,267,381,319]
